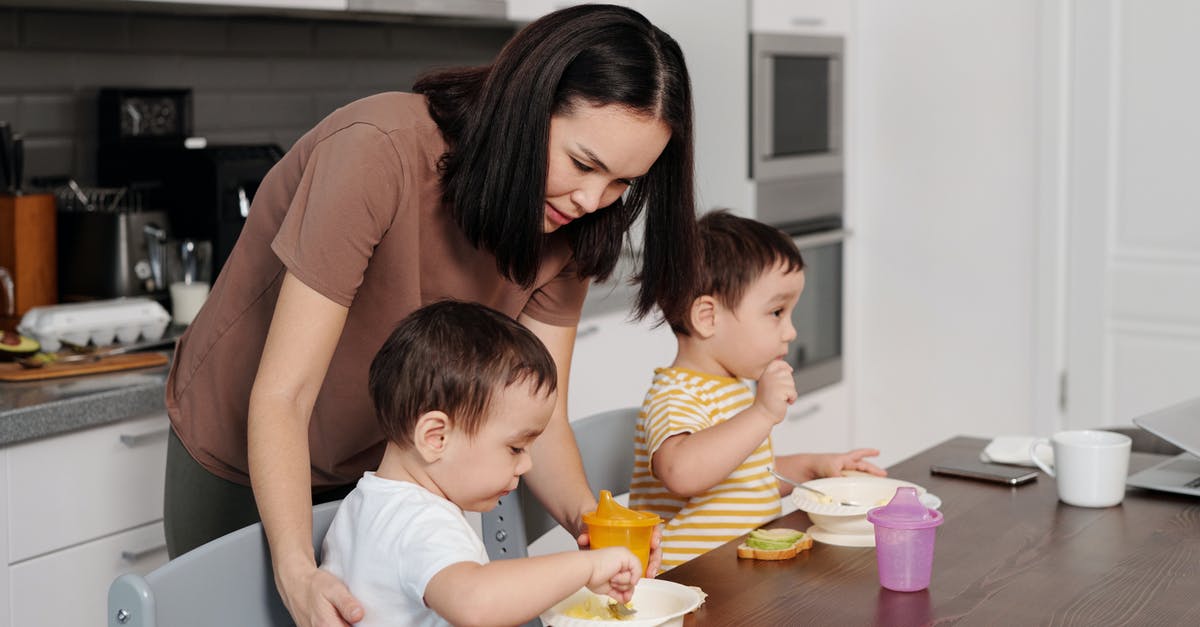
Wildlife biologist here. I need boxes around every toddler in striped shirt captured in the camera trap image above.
[628,210,886,570]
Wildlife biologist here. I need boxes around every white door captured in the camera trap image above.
[1063,0,1200,428]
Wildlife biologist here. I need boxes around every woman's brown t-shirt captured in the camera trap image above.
[166,92,588,487]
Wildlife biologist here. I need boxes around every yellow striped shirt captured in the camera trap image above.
[629,367,780,570]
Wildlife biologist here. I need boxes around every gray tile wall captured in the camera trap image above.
[0,7,514,185]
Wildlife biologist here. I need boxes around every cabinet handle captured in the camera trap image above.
[788,403,822,421]
[576,324,600,338]
[121,543,167,563]
[791,16,825,28]
[119,427,169,448]
[791,229,850,250]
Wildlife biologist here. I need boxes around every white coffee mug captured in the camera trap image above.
[1030,430,1131,507]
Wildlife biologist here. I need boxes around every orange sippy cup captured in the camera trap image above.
[582,490,662,575]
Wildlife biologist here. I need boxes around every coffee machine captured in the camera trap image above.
[98,143,283,276]
[95,87,283,279]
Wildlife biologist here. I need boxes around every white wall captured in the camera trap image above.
[850,1,1041,465]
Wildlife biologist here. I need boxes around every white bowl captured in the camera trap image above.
[792,476,930,535]
[541,579,705,627]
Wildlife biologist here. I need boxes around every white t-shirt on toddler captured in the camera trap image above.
[320,472,489,627]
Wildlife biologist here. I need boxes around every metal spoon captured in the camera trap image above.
[769,469,865,507]
[608,600,637,619]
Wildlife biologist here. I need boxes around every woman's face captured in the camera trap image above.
[543,102,672,233]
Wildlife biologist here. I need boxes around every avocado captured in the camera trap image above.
[747,528,805,550]
[0,331,40,361]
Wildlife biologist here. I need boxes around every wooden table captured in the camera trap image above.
[659,436,1200,626]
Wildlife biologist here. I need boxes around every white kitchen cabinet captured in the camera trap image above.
[568,307,676,421]
[11,522,166,627]
[2,412,170,627]
[1062,0,1200,428]
[752,0,851,36]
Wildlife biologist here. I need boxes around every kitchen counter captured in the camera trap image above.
[0,268,640,448]
[0,356,169,446]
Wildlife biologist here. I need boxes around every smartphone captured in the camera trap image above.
[929,459,1039,486]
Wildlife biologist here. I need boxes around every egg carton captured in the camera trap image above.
[18,298,171,352]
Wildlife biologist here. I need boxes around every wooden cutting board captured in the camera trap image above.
[0,352,169,382]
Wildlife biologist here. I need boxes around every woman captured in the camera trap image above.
[163,4,697,626]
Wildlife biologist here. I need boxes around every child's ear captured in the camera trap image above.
[413,410,451,463]
[690,295,718,339]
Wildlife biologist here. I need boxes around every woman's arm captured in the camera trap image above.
[516,315,596,536]
[247,272,363,627]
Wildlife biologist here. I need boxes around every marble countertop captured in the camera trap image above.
[0,357,170,447]
[0,272,640,448]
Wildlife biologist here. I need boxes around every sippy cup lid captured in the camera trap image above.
[866,487,944,530]
[582,490,662,528]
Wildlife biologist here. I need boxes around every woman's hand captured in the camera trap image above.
[279,564,364,627]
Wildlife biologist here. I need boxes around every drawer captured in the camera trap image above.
[10,520,167,627]
[7,413,169,563]
[752,0,851,35]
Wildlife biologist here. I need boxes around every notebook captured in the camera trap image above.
[1125,396,1200,497]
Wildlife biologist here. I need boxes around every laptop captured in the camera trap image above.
[1125,396,1200,497]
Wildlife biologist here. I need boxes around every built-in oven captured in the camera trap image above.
[750,32,844,228]
[750,32,846,396]
[785,217,845,397]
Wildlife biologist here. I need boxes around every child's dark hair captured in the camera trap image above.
[666,210,805,336]
[368,300,557,447]
[413,3,698,324]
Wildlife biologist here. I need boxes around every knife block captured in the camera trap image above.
[0,193,57,332]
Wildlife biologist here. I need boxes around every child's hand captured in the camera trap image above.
[814,449,887,480]
[752,359,797,423]
[585,547,642,604]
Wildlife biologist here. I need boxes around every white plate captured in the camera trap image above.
[803,492,942,548]
[541,579,706,627]
[980,436,1054,467]
[806,524,876,547]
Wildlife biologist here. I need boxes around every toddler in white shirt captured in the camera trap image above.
[320,300,640,626]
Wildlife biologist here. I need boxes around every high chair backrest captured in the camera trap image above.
[482,406,640,561]
[107,500,342,627]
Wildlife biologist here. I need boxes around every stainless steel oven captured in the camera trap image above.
[751,33,844,229]
[785,219,846,396]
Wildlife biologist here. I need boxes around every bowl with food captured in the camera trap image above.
[792,476,942,536]
[541,578,706,627]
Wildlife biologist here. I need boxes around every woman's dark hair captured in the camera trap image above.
[414,3,698,322]
[368,300,557,448]
[667,210,805,336]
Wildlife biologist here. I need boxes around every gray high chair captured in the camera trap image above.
[107,500,342,627]
[106,407,640,627]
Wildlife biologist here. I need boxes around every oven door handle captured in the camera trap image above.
[791,228,850,250]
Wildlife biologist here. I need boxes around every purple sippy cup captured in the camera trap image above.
[866,487,944,592]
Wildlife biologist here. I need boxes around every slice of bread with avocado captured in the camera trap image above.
[736,528,812,560]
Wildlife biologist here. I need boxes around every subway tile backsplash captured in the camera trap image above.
[0,7,514,186]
